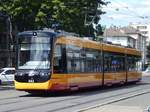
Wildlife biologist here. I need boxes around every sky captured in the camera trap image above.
[99,0,150,27]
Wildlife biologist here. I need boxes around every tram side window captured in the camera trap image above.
[85,49,94,72]
[85,49,102,73]
[66,44,81,73]
[111,55,125,72]
[53,44,67,73]
[135,56,141,71]
[128,56,141,71]
[104,52,125,72]
[94,51,102,72]
[104,53,111,72]
[67,52,81,73]
[118,56,126,71]
[127,56,136,71]
[80,48,86,72]
[66,44,102,73]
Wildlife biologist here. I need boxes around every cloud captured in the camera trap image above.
[140,0,150,7]
[106,14,133,19]
[102,0,131,12]
[101,0,150,26]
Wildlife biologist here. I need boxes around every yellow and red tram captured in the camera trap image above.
[15,30,142,93]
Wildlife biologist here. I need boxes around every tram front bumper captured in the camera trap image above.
[14,80,51,90]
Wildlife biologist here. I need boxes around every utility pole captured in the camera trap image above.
[6,16,12,67]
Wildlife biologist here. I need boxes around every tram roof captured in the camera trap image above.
[17,30,58,37]
[17,29,79,38]
[17,30,141,56]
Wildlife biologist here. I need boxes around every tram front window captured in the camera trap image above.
[18,36,51,70]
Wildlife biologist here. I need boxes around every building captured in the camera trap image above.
[130,23,150,44]
[122,26,147,66]
[103,26,147,69]
[103,26,136,48]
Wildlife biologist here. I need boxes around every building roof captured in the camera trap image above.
[103,26,126,37]
[121,26,139,34]
[103,26,140,37]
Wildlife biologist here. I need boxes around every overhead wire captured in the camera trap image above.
[104,0,149,20]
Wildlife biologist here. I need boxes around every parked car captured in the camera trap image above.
[0,68,15,85]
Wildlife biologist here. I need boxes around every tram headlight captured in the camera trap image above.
[14,72,17,76]
[15,72,23,76]
[40,73,45,76]
[39,72,49,77]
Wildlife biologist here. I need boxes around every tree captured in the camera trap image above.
[0,0,107,37]
[94,25,106,41]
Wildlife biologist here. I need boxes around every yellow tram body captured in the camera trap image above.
[15,31,142,92]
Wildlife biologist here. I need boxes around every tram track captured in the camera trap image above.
[2,82,150,112]
[0,82,143,102]
[47,86,150,112]
[0,96,44,106]
[78,88,150,112]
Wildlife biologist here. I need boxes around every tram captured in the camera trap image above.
[15,29,142,93]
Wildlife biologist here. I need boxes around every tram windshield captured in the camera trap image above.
[18,36,51,70]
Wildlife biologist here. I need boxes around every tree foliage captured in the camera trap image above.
[0,0,107,36]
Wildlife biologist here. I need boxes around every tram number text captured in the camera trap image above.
[28,79,34,83]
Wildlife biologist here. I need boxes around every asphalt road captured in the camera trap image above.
[0,76,150,112]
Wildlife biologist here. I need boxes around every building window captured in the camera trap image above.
[137,26,147,29]
[141,31,148,34]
